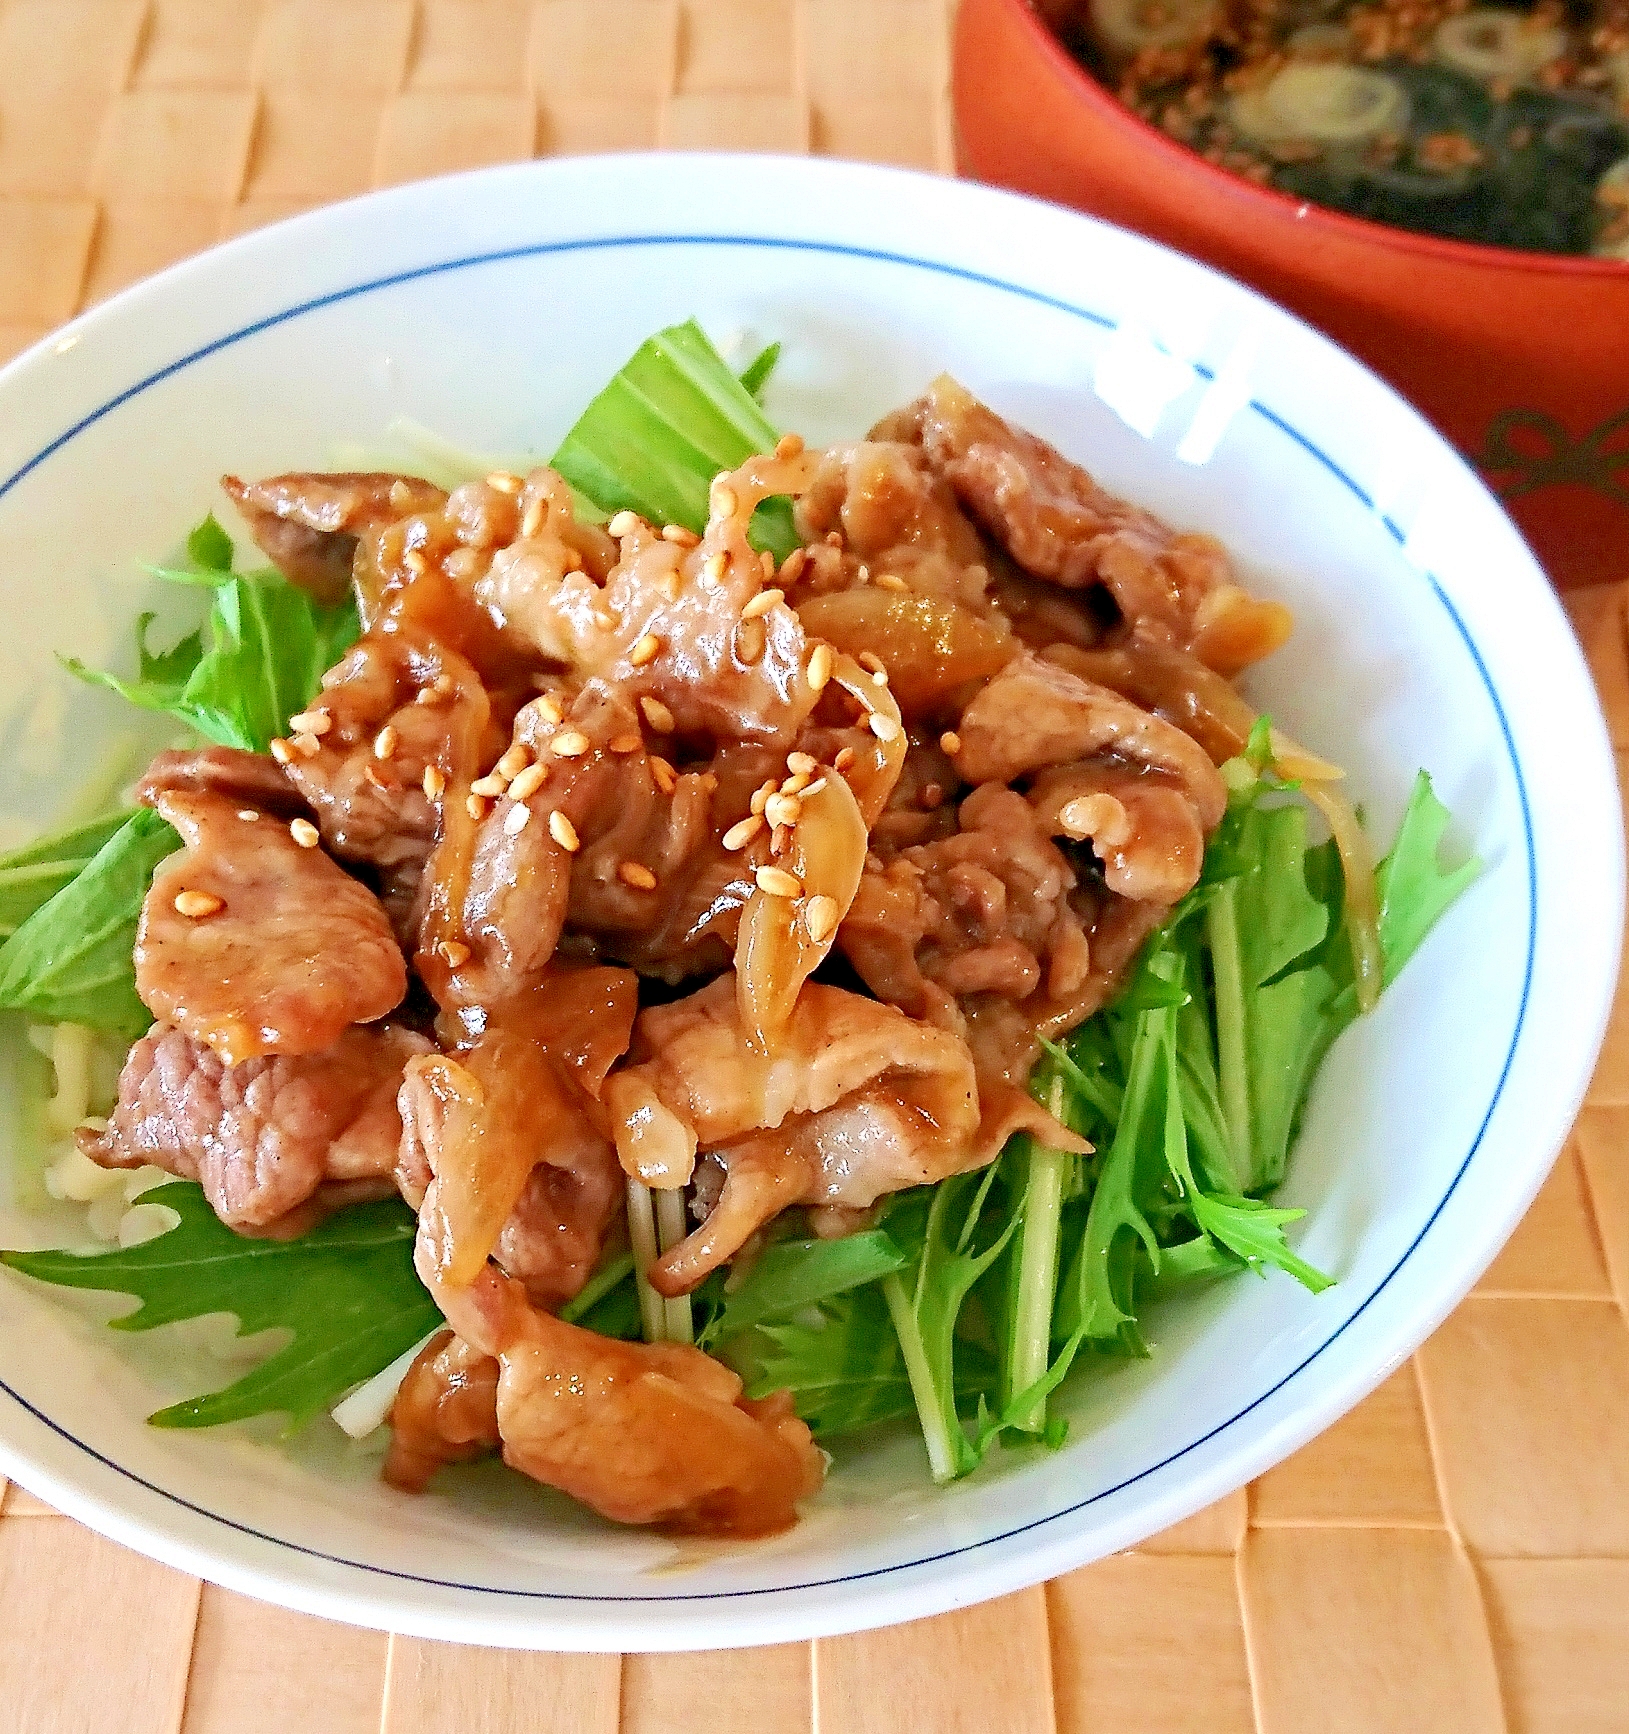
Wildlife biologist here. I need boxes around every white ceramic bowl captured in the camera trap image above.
[0,154,1618,1652]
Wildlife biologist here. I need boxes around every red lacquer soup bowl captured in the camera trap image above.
[955,0,1629,590]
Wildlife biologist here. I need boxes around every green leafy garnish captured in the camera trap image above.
[699,1229,908,1348]
[0,808,179,1035]
[0,1183,441,1429]
[63,561,359,754]
[738,341,782,401]
[551,318,798,562]
[0,811,136,941]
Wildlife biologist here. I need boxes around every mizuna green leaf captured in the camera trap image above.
[0,1183,442,1430]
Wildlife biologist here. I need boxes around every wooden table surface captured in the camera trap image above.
[2,4,1628,1731]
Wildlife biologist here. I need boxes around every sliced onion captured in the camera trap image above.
[735,767,868,1055]
[1090,0,1217,56]
[1434,10,1566,84]
[1232,64,1409,145]
[1300,780,1383,1014]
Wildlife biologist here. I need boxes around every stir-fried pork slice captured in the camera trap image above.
[477,455,823,744]
[383,1329,502,1493]
[1028,763,1205,904]
[136,788,406,1065]
[954,652,1226,832]
[397,969,636,1306]
[840,784,1094,1026]
[418,1235,823,1535]
[906,376,1291,670]
[606,975,1081,1294]
[794,439,989,571]
[80,1022,431,1231]
[135,746,306,816]
[222,472,446,607]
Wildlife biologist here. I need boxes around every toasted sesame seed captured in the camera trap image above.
[859,652,886,675]
[173,889,223,919]
[806,643,833,693]
[640,696,675,733]
[755,865,802,898]
[503,802,532,836]
[486,471,523,495]
[698,770,718,795]
[497,744,531,779]
[415,685,443,706]
[661,524,700,548]
[521,499,545,539]
[608,732,642,755]
[403,549,428,576]
[659,569,682,602]
[857,565,871,585]
[289,819,320,849]
[869,712,901,743]
[288,709,331,736]
[775,432,805,460]
[593,609,618,632]
[780,546,808,584]
[722,815,765,851]
[607,510,640,538]
[363,764,389,791]
[939,731,962,756]
[876,572,909,592]
[466,793,489,822]
[630,632,662,667]
[389,479,415,512]
[712,484,739,519]
[434,673,454,694]
[536,693,565,725]
[788,752,818,775]
[765,792,802,828]
[291,733,322,759]
[650,757,678,795]
[562,547,584,573]
[549,810,580,852]
[507,761,548,801]
[551,730,591,758]
[781,770,812,795]
[771,822,792,855]
[760,549,776,580]
[440,940,471,968]
[825,530,844,548]
[618,860,658,890]
[702,553,728,585]
[735,616,766,666]
[373,724,398,760]
[470,774,507,799]
[804,894,839,944]
[801,776,829,800]
[269,737,293,765]
[750,781,775,816]
[445,547,480,579]
[421,766,446,801]
[236,809,259,822]
[834,746,857,772]
[742,587,783,621]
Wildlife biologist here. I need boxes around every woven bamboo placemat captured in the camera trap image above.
[2,4,1627,1730]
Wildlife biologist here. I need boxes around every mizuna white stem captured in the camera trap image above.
[626,1178,667,1344]
[653,1186,694,1345]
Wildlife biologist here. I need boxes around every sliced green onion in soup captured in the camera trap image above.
[1231,64,1409,145]
[1433,10,1566,86]
[1089,0,1217,57]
